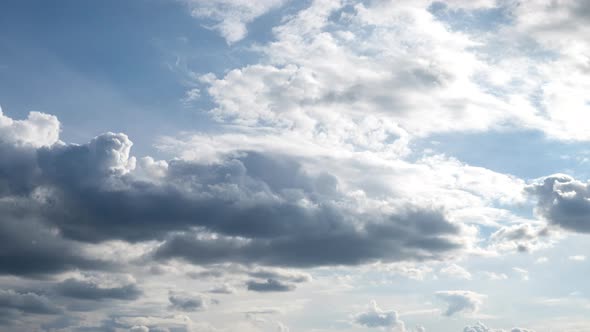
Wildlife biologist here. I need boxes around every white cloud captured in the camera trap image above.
[435,290,486,317]
[185,0,288,43]
[0,107,60,148]
[463,322,535,332]
[440,264,472,280]
[568,255,586,262]
[512,268,529,281]
[354,300,406,331]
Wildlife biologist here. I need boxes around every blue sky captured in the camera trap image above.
[2,1,590,332]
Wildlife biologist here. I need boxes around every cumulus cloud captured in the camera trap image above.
[2,0,583,329]
[527,174,590,233]
[0,110,476,279]
[168,292,207,311]
[0,107,60,148]
[435,291,485,317]
[489,223,553,253]
[354,300,405,331]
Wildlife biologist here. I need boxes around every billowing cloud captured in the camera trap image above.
[0,107,59,148]
[435,291,485,317]
[489,223,553,253]
[0,110,479,281]
[354,300,405,331]
[527,174,590,233]
[1,0,587,330]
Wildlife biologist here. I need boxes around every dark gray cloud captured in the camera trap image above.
[152,206,461,268]
[168,293,206,311]
[247,268,311,283]
[527,174,590,233]
[55,278,141,301]
[0,128,465,273]
[0,205,112,276]
[246,279,295,292]
[0,289,61,315]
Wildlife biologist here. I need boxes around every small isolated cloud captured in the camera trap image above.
[435,291,485,317]
[568,255,586,262]
[482,272,508,281]
[354,300,405,331]
[246,279,295,292]
[168,292,207,311]
[489,223,552,253]
[535,257,549,264]
[440,264,472,280]
[208,283,237,294]
[512,268,529,281]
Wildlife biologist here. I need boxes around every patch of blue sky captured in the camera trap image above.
[428,1,514,32]
[0,0,292,157]
[412,130,590,181]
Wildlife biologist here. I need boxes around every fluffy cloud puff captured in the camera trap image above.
[185,0,287,43]
[354,300,405,331]
[0,111,470,275]
[527,174,590,233]
[435,291,485,317]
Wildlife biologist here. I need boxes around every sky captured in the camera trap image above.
[1,0,590,331]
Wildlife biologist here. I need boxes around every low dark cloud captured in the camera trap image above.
[246,279,295,292]
[0,205,112,276]
[152,206,461,268]
[55,278,141,301]
[0,289,61,315]
[0,123,465,274]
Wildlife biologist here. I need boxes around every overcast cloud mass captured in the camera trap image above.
[1,0,590,331]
